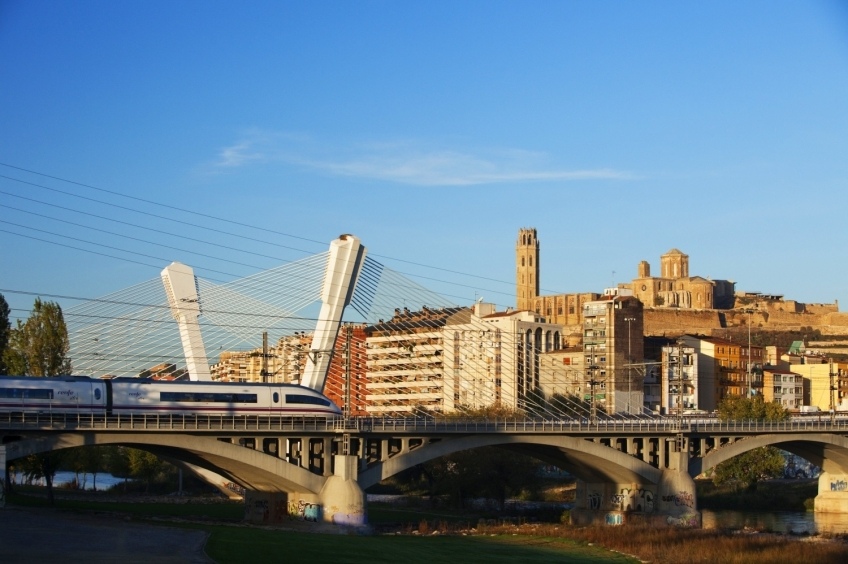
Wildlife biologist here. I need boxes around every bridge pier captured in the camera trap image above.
[244,455,366,526]
[317,455,366,526]
[815,471,848,513]
[571,441,701,527]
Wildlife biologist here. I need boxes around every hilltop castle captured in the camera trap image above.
[515,227,844,335]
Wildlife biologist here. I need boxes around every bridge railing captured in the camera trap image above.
[0,412,340,432]
[2,412,847,434]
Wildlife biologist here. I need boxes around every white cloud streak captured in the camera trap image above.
[212,132,634,185]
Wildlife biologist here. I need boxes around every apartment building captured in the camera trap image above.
[211,333,310,383]
[443,302,563,411]
[660,344,698,413]
[762,369,803,409]
[538,346,585,403]
[323,325,369,417]
[678,335,765,411]
[582,293,645,415]
[788,360,848,412]
[364,306,464,415]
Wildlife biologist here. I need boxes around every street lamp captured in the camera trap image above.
[624,317,636,415]
[676,339,685,428]
[588,364,600,423]
[745,309,754,398]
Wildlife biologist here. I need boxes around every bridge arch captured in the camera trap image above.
[696,433,848,477]
[3,433,326,495]
[358,434,663,490]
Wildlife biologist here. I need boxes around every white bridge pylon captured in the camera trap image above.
[161,261,212,381]
[300,234,366,392]
[161,234,366,389]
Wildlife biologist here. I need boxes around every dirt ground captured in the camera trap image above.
[0,505,213,563]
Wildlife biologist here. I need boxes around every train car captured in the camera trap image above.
[108,378,342,417]
[0,375,107,414]
[0,375,342,418]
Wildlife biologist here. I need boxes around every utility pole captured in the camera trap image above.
[830,358,836,425]
[589,364,599,423]
[344,324,352,420]
[676,339,685,452]
[746,309,753,398]
[624,317,636,415]
[342,324,352,455]
[261,331,269,383]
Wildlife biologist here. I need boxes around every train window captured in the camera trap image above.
[273,392,279,403]
[94,389,101,400]
[160,392,258,403]
[285,394,331,407]
[0,388,53,400]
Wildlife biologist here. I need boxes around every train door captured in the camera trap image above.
[103,379,113,416]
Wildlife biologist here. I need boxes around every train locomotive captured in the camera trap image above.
[0,375,342,417]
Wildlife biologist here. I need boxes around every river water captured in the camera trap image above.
[368,494,848,535]
[10,478,848,534]
[702,508,848,535]
[11,470,125,491]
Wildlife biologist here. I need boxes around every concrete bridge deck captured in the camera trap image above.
[4,415,848,527]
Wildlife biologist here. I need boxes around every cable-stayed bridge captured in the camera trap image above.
[67,237,455,380]
[10,234,848,528]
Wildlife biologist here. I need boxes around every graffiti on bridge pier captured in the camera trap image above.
[289,499,321,522]
[610,487,655,512]
[661,491,693,508]
[224,482,245,496]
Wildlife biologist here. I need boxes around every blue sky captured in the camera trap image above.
[2,1,848,323]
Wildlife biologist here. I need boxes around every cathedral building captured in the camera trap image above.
[515,229,735,326]
[515,228,600,327]
[627,249,735,310]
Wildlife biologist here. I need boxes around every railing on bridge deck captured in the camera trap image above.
[2,412,848,435]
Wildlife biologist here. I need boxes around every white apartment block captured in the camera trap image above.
[661,344,699,414]
[444,303,563,412]
[364,307,462,415]
[364,304,563,415]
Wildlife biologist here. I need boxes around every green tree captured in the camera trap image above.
[105,447,132,492]
[128,449,164,493]
[65,446,106,490]
[0,293,11,375]
[2,298,71,376]
[717,395,789,422]
[711,447,785,492]
[2,320,27,376]
[713,396,789,491]
[18,451,65,505]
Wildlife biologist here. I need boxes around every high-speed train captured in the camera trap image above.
[0,375,342,417]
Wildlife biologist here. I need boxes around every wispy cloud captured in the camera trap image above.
[216,140,265,167]
[212,131,634,185]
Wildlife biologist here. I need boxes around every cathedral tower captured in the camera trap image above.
[661,249,689,279]
[516,228,539,311]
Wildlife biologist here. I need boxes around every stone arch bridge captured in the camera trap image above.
[3,415,848,527]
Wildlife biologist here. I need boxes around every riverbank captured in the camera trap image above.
[697,478,817,511]
[7,488,848,564]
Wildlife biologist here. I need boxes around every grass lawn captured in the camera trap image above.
[7,491,635,563]
[202,525,638,564]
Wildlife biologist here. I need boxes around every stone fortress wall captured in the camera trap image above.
[642,299,848,337]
